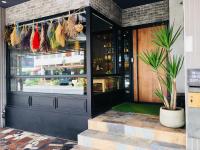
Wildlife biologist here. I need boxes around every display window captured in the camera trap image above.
[8,13,87,95]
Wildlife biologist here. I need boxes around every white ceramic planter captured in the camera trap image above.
[159,107,185,128]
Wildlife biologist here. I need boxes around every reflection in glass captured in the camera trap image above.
[92,14,116,75]
[11,77,87,95]
[123,31,131,93]
[10,51,85,76]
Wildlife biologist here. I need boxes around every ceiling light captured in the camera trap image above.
[1,0,7,4]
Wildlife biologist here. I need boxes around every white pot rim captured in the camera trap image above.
[160,106,184,111]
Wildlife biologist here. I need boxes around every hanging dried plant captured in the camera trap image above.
[55,22,65,47]
[75,23,84,33]
[32,24,40,52]
[20,25,28,49]
[75,15,83,33]
[4,26,12,46]
[40,23,51,52]
[63,15,77,39]
[30,25,35,52]
[47,21,60,51]
[23,27,32,50]
[10,24,20,47]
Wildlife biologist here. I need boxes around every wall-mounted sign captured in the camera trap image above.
[188,69,200,87]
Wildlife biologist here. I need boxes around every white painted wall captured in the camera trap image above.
[169,0,185,93]
[0,7,6,127]
[184,0,200,149]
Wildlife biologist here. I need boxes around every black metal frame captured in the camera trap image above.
[89,7,126,116]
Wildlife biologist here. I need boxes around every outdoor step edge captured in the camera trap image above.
[88,119,186,146]
[78,129,186,150]
[88,118,185,135]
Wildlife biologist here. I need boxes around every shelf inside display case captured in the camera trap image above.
[93,76,122,93]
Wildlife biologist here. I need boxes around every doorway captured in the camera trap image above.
[133,25,166,103]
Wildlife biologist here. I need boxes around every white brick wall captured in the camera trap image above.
[6,0,90,24]
[122,0,169,27]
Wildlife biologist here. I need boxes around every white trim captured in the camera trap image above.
[0,7,6,127]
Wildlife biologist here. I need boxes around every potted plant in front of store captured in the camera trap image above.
[139,24,185,128]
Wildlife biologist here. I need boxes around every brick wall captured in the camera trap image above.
[5,0,168,27]
[122,0,169,27]
[5,0,121,25]
[5,0,90,24]
[90,0,122,25]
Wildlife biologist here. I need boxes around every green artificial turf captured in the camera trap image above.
[112,103,162,116]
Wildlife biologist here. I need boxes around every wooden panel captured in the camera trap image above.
[133,30,138,101]
[133,25,166,103]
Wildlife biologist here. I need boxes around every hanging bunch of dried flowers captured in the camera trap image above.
[63,15,77,39]
[40,23,51,52]
[47,21,60,51]
[10,24,21,47]
[4,26,13,46]
[6,8,85,52]
[55,21,65,47]
[75,15,84,33]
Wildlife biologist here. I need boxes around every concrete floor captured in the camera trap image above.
[0,128,76,150]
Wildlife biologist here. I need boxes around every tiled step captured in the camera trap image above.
[88,111,186,146]
[78,129,185,150]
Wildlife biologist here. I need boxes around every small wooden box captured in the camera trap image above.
[188,92,200,108]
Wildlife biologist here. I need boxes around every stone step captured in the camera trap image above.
[78,130,185,150]
[70,145,98,150]
[88,111,186,146]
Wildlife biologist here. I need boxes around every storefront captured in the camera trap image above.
[0,0,175,141]
[4,6,126,140]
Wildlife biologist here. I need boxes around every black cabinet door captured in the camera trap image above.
[56,95,87,115]
[7,93,30,108]
[31,95,56,110]
[8,92,88,113]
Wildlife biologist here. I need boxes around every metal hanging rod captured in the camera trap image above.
[18,8,86,27]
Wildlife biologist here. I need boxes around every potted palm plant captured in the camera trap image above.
[139,24,185,128]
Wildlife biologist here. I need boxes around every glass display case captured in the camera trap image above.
[9,21,87,95]
[91,13,124,94]
[92,32,116,75]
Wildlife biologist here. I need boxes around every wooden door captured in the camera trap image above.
[133,25,166,103]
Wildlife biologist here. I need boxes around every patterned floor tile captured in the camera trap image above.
[0,128,77,150]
